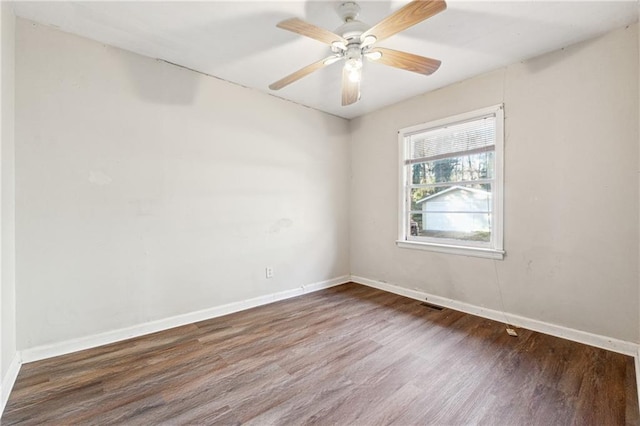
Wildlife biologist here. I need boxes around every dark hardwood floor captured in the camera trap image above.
[2,283,638,425]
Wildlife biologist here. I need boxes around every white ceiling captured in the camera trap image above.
[14,1,639,119]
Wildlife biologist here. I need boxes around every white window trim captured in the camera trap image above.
[396,104,505,260]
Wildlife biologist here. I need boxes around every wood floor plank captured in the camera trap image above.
[2,283,637,425]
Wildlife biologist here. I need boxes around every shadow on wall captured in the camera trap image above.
[110,7,304,105]
[120,53,203,105]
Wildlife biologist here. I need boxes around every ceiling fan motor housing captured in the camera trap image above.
[336,19,369,43]
[335,1,369,43]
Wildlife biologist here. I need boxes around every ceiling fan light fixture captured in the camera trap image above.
[331,41,347,50]
[323,55,343,65]
[344,57,363,82]
[348,68,362,83]
[361,35,377,47]
[365,51,382,61]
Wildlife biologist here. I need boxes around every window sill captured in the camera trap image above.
[396,240,505,260]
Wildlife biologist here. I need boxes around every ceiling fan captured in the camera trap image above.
[269,0,447,106]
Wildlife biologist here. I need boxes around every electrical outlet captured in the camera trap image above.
[265,267,274,279]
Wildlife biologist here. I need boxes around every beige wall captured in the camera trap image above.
[1,0,16,404]
[350,24,639,342]
[15,19,351,349]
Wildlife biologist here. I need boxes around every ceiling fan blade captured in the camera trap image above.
[277,18,348,49]
[342,67,361,106]
[269,56,341,91]
[368,47,441,75]
[361,0,447,44]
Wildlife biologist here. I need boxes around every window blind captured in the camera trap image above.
[406,115,496,165]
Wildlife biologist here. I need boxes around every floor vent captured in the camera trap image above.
[420,302,444,311]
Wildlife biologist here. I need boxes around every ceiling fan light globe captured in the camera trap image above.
[331,41,347,50]
[344,57,363,72]
[361,35,377,47]
[323,56,342,65]
[345,57,363,83]
[348,69,362,83]
[365,51,382,61]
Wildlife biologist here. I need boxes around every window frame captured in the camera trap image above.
[397,104,505,260]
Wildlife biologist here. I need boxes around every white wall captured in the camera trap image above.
[0,0,16,411]
[351,24,639,342]
[15,19,350,350]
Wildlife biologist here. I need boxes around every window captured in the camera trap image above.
[397,104,505,259]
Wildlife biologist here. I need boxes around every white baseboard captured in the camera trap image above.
[21,275,350,363]
[1,353,22,416]
[351,275,639,357]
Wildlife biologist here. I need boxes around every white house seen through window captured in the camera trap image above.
[397,104,505,259]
